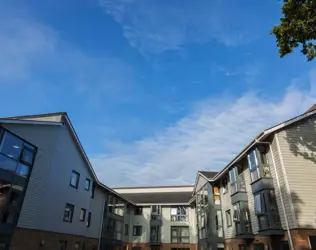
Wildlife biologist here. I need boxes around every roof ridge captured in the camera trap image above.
[3,112,67,120]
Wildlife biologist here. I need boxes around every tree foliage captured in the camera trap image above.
[271,0,316,61]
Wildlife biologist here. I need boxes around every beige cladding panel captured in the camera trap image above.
[276,116,316,228]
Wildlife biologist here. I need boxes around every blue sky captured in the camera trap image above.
[1,0,316,186]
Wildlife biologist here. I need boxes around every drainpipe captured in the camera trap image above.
[257,140,294,250]
[98,197,107,250]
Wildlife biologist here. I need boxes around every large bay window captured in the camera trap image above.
[248,147,271,182]
[229,166,246,194]
[254,190,281,230]
[233,201,252,235]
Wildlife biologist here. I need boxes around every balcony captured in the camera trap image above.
[231,180,248,204]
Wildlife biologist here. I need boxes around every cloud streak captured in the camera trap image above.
[0,5,135,110]
[100,0,266,57]
[91,69,316,187]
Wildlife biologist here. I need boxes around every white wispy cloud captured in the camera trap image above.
[0,4,135,108]
[91,69,316,187]
[100,0,264,57]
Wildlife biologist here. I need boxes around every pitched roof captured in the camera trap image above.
[213,105,316,180]
[199,171,217,179]
[1,112,134,205]
[119,191,193,205]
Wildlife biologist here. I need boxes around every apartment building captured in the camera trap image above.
[0,113,132,250]
[193,105,316,250]
[113,186,198,250]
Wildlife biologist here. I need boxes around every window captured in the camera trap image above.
[226,210,232,227]
[170,206,188,221]
[74,242,81,250]
[216,210,224,237]
[239,245,246,250]
[85,178,91,191]
[134,206,143,215]
[0,132,23,160]
[115,221,122,240]
[254,190,281,230]
[253,243,264,250]
[58,241,67,250]
[150,225,160,243]
[0,131,36,178]
[310,236,316,249]
[213,186,220,205]
[124,224,129,235]
[63,203,74,222]
[133,225,142,236]
[86,212,91,227]
[80,208,86,221]
[248,150,260,182]
[91,182,96,198]
[171,226,189,243]
[70,171,80,188]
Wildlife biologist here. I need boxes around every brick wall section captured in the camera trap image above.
[291,229,316,250]
[125,243,198,250]
[10,227,99,250]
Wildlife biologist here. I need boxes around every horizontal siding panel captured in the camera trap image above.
[277,116,316,228]
[2,124,60,229]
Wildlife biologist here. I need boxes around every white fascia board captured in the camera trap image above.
[0,119,63,126]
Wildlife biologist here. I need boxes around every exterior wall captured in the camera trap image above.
[125,243,198,250]
[161,206,197,243]
[126,205,197,244]
[2,124,60,230]
[269,135,297,229]
[276,115,316,229]
[129,206,151,243]
[10,227,98,250]
[220,180,234,239]
[195,175,208,194]
[2,123,102,238]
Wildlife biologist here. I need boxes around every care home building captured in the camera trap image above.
[1,105,316,250]
[0,113,132,250]
[192,105,316,250]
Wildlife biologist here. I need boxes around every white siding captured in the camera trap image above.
[195,175,208,193]
[276,116,316,228]
[129,206,151,243]
[220,181,234,239]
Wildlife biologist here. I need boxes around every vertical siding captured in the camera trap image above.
[276,116,316,228]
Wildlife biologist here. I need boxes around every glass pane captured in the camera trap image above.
[251,169,259,182]
[254,194,262,214]
[181,237,189,243]
[181,227,189,236]
[85,179,90,190]
[0,154,18,173]
[70,172,79,187]
[21,148,35,165]
[248,150,258,170]
[0,132,23,160]
[16,163,30,178]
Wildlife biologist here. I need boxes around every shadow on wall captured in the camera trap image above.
[278,188,316,250]
[284,119,316,164]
